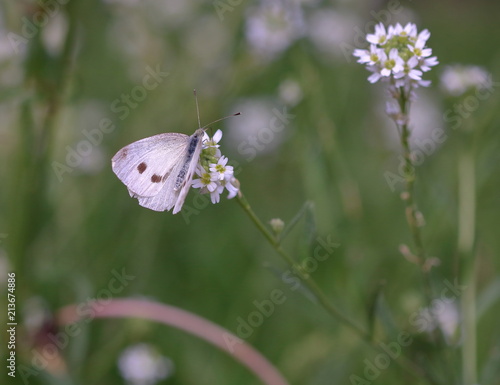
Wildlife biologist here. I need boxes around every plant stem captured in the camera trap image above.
[396,87,452,379]
[237,192,368,335]
[458,148,477,385]
[396,88,435,302]
[235,191,433,383]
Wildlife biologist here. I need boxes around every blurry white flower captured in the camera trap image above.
[435,301,460,343]
[308,9,360,60]
[226,98,288,158]
[278,79,303,106]
[41,12,68,55]
[354,22,438,89]
[118,344,174,385]
[77,146,106,175]
[245,0,305,60]
[440,65,492,97]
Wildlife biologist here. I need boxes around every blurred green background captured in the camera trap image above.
[1,0,500,384]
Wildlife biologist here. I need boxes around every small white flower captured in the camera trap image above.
[401,22,418,38]
[354,45,382,65]
[203,129,222,149]
[209,156,233,181]
[366,23,387,45]
[395,56,422,81]
[209,183,225,204]
[222,177,239,199]
[416,29,431,45]
[408,38,432,58]
[367,65,383,84]
[380,49,404,77]
[192,165,218,193]
[420,56,439,72]
[118,344,174,385]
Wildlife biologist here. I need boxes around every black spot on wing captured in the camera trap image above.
[137,162,147,174]
[151,174,162,183]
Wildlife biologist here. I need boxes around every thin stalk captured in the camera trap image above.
[236,191,434,383]
[458,148,477,385]
[395,87,454,380]
[396,87,434,302]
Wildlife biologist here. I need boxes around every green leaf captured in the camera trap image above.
[477,277,500,320]
[280,201,314,241]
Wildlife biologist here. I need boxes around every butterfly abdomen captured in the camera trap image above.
[174,132,202,190]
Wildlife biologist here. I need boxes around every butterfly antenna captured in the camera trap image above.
[201,112,241,131]
[194,89,202,129]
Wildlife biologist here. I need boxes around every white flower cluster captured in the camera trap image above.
[192,129,239,204]
[353,23,438,88]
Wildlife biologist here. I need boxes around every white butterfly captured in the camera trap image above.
[112,128,206,213]
[112,91,239,214]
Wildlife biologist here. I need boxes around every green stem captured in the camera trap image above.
[236,192,368,336]
[396,88,434,302]
[236,191,433,383]
[458,149,477,385]
[396,87,454,380]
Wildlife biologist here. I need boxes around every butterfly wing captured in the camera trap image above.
[136,129,204,213]
[112,133,190,198]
